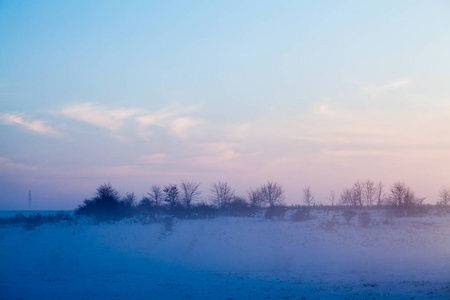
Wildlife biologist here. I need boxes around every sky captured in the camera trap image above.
[1,0,449,210]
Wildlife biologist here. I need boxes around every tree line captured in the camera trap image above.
[74,179,449,220]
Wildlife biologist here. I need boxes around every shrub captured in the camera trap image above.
[0,212,73,230]
[191,203,217,219]
[358,211,371,227]
[290,208,315,222]
[265,205,286,220]
[323,219,338,231]
[75,183,132,220]
[222,196,257,217]
[342,210,357,224]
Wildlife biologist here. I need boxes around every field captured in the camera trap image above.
[1,208,449,299]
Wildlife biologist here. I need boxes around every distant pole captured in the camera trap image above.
[28,190,31,210]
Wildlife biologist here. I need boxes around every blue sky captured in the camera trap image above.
[1,1,449,209]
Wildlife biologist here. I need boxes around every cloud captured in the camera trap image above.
[61,103,139,131]
[225,101,450,161]
[135,105,203,139]
[184,142,243,172]
[199,142,241,160]
[386,79,410,89]
[356,78,411,95]
[170,117,203,138]
[0,113,60,136]
[314,104,337,116]
[140,153,169,164]
[0,157,36,172]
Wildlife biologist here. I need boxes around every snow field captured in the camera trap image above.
[1,208,449,299]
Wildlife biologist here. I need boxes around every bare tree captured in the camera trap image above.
[122,192,136,207]
[340,187,353,207]
[303,186,315,206]
[147,185,163,208]
[328,190,336,206]
[438,186,450,206]
[353,181,363,206]
[340,181,363,207]
[389,182,424,207]
[390,182,408,206]
[376,181,385,206]
[163,184,179,208]
[362,180,376,206]
[210,181,235,208]
[248,187,264,208]
[260,181,285,207]
[180,181,201,209]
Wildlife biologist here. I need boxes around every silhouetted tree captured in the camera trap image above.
[148,185,163,208]
[122,192,136,207]
[362,180,376,206]
[180,181,201,209]
[260,181,285,207]
[163,184,180,208]
[137,195,154,212]
[303,186,315,206]
[121,192,136,217]
[340,187,353,207]
[210,181,235,208]
[340,181,363,207]
[328,190,336,206]
[352,181,363,206]
[75,183,126,220]
[248,187,264,208]
[376,181,385,206]
[389,182,424,207]
[439,186,450,206]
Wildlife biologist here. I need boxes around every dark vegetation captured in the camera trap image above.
[74,181,284,221]
[1,180,448,229]
[75,183,134,220]
[71,180,448,222]
[0,212,73,230]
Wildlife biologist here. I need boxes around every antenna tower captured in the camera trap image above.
[28,190,31,210]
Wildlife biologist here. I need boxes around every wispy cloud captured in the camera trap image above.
[140,153,169,164]
[61,103,139,131]
[136,105,203,139]
[135,105,197,126]
[170,117,203,138]
[0,113,60,136]
[314,104,337,116]
[186,142,243,172]
[0,157,36,172]
[356,78,411,95]
[226,102,450,159]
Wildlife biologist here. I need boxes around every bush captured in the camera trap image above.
[358,211,371,227]
[221,197,257,217]
[0,212,73,230]
[265,206,286,220]
[75,183,134,221]
[190,203,217,219]
[386,205,429,218]
[342,210,357,224]
[323,219,338,231]
[290,208,315,222]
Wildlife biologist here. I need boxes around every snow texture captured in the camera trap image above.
[1,208,449,299]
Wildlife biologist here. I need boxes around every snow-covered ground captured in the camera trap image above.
[1,208,449,299]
